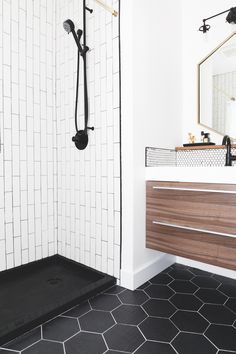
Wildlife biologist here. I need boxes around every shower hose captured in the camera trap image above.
[74,45,89,134]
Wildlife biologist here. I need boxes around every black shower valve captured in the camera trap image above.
[87,126,94,131]
[72,130,88,150]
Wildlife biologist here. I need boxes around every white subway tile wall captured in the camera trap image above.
[0,0,121,278]
[0,0,58,271]
[56,0,120,279]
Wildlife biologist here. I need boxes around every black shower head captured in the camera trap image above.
[63,19,83,52]
[226,7,236,24]
[63,19,75,34]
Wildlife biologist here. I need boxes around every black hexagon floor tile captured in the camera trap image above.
[105,286,125,295]
[22,340,64,354]
[188,267,213,277]
[191,275,220,289]
[205,324,236,351]
[142,298,176,318]
[138,281,150,290]
[79,310,115,333]
[112,304,147,325]
[195,288,227,304]
[200,304,236,325]
[134,341,177,354]
[226,298,236,314]
[145,284,174,299]
[3,327,41,351]
[219,283,236,297]
[4,263,236,354]
[118,289,148,305]
[65,332,107,354]
[169,268,193,281]
[139,317,178,342]
[172,332,217,354]
[90,294,121,311]
[169,279,198,293]
[171,263,188,270]
[62,301,91,318]
[43,316,79,341]
[170,293,203,311]
[162,265,174,274]
[104,324,144,352]
[213,274,236,285]
[171,310,209,333]
[149,273,173,285]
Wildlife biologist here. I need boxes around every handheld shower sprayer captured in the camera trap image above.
[63,19,75,33]
[63,8,94,150]
[63,19,83,53]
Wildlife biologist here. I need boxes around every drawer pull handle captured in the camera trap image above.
[152,220,236,238]
[152,186,236,194]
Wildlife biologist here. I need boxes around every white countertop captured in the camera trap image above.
[146,167,236,184]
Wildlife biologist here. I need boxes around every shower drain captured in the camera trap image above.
[47,278,62,285]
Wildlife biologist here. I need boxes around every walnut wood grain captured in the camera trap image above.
[175,144,236,151]
[146,181,236,270]
[146,220,236,270]
[147,181,236,235]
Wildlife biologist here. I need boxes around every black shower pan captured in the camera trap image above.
[0,254,115,345]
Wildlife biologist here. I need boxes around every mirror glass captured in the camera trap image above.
[198,32,236,138]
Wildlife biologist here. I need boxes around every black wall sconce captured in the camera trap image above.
[199,7,236,33]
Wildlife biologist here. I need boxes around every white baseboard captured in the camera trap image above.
[177,257,236,280]
[120,254,176,290]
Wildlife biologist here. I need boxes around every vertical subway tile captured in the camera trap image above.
[56,0,120,279]
[0,240,6,270]
[0,0,120,280]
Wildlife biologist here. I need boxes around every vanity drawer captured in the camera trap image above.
[147,181,236,236]
[146,218,236,270]
[146,180,236,270]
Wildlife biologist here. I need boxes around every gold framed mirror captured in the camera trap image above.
[198,32,236,139]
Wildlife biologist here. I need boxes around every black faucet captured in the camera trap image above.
[222,135,236,166]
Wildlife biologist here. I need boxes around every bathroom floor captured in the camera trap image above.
[0,263,236,354]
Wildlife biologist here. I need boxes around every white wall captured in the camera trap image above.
[56,0,121,279]
[182,0,236,144]
[0,0,57,271]
[121,0,182,289]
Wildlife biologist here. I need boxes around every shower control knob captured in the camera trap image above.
[87,127,94,131]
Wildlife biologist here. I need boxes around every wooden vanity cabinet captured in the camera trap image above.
[146,181,236,270]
